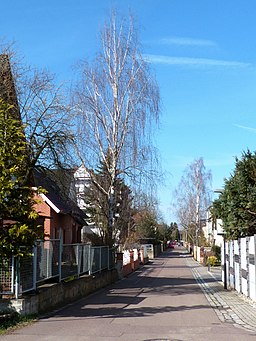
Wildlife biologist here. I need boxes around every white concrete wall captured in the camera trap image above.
[248,236,256,301]
[224,235,256,302]
[123,250,131,266]
[240,238,248,296]
[141,244,154,259]
[229,241,235,289]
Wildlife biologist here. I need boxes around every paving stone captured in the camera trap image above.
[186,257,256,333]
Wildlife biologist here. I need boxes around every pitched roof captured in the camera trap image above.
[33,168,87,225]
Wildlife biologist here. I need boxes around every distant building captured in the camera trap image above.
[73,165,102,241]
[73,164,90,211]
[204,208,223,247]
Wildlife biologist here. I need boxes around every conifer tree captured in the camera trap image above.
[84,157,133,246]
[212,150,256,239]
[0,99,42,258]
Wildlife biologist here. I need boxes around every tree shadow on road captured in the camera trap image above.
[39,248,222,322]
[42,302,213,321]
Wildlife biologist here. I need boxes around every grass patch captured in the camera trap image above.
[0,312,37,335]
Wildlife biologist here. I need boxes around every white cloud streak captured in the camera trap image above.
[170,154,235,168]
[159,37,217,47]
[234,124,256,133]
[143,54,251,68]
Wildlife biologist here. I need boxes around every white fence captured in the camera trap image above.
[122,249,139,266]
[133,248,139,261]
[123,250,131,266]
[223,234,256,301]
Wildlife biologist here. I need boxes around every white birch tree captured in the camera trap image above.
[173,158,212,246]
[72,11,160,246]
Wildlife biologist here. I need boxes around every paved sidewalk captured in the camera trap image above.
[207,265,222,282]
[187,256,256,333]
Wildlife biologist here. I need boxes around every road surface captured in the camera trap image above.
[1,248,255,340]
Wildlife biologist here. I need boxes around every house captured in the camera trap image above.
[204,208,223,247]
[33,168,87,244]
[33,165,101,245]
[73,165,102,240]
[73,164,90,211]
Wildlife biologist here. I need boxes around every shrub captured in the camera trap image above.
[0,312,36,334]
[211,245,221,262]
[206,255,219,267]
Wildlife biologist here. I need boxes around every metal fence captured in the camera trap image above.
[0,240,116,298]
[0,257,14,294]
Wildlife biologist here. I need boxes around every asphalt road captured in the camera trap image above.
[1,248,255,341]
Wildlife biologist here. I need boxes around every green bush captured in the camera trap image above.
[0,312,36,335]
[206,255,219,267]
[211,245,221,262]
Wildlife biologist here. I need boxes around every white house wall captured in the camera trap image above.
[224,235,256,302]
[228,241,235,289]
[234,239,240,293]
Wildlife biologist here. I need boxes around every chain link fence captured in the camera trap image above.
[0,257,14,295]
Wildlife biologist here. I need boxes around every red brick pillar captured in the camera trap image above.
[116,252,123,278]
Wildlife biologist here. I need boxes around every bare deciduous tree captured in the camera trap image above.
[0,46,74,185]
[72,11,160,246]
[173,157,212,246]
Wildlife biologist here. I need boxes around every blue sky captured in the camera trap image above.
[1,0,256,222]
